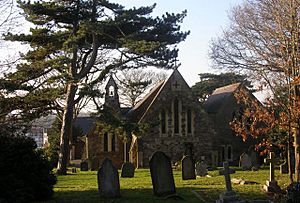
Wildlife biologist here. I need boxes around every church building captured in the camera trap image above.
[127,69,214,168]
[71,69,259,169]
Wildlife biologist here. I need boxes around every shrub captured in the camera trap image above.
[0,134,56,202]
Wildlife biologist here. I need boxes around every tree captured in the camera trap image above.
[192,72,253,102]
[4,0,189,175]
[0,0,21,38]
[115,69,168,107]
[0,134,56,202]
[209,0,300,183]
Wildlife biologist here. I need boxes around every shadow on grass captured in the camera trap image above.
[43,186,272,203]
[46,187,203,203]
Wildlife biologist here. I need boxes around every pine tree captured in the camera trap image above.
[4,0,189,174]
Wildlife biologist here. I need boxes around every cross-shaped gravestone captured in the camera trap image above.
[219,161,235,192]
[263,152,281,193]
[264,152,276,182]
[216,162,245,203]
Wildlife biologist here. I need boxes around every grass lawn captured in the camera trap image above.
[46,167,290,203]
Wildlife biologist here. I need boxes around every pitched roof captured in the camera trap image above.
[126,69,191,123]
[204,83,241,113]
[73,117,95,135]
[127,80,165,123]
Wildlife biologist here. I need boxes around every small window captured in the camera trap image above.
[221,146,225,161]
[111,134,116,152]
[103,132,108,152]
[187,109,192,134]
[174,98,179,134]
[109,86,114,96]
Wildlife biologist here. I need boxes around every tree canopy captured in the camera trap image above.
[2,0,189,174]
[210,0,300,182]
[115,69,168,107]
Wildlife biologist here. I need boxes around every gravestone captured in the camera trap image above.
[250,150,259,168]
[97,158,120,198]
[181,155,196,180]
[195,161,208,177]
[216,162,245,203]
[263,152,281,193]
[121,162,135,178]
[239,152,252,170]
[149,151,176,197]
[80,161,88,171]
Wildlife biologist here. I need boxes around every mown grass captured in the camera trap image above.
[46,167,290,202]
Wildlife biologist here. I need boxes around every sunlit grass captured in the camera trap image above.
[46,167,289,202]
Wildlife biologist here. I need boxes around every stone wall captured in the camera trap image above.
[208,93,256,166]
[87,132,124,169]
[136,72,215,167]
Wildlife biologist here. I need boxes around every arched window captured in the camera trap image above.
[187,109,192,134]
[161,109,167,134]
[109,86,115,96]
[103,132,108,152]
[111,134,116,152]
[103,133,117,152]
[174,98,179,134]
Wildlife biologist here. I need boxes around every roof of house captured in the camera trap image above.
[73,117,96,135]
[204,83,241,113]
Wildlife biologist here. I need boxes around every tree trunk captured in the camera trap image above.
[57,83,77,175]
[295,127,300,182]
[288,139,294,183]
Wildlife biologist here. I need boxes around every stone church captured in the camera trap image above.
[71,69,259,169]
[127,69,214,168]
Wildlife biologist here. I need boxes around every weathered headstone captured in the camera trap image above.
[97,158,120,198]
[149,151,176,197]
[181,155,196,180]
[195,161,208,177]
[250,150,259,168]
[121,162,135,178]
[216,162,245,203]
[80,161,88,171]
[239,152,252,170]
[263,152,281,193]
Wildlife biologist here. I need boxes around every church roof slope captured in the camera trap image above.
[204,83,241,113]
[73,117,95,135]
[127,80,165,123]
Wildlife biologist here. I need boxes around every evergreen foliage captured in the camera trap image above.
[3,0,189,174]
[0,134,56,202]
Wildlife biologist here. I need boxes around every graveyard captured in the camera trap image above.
[2,1,300,203]
[47,166,289,202]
